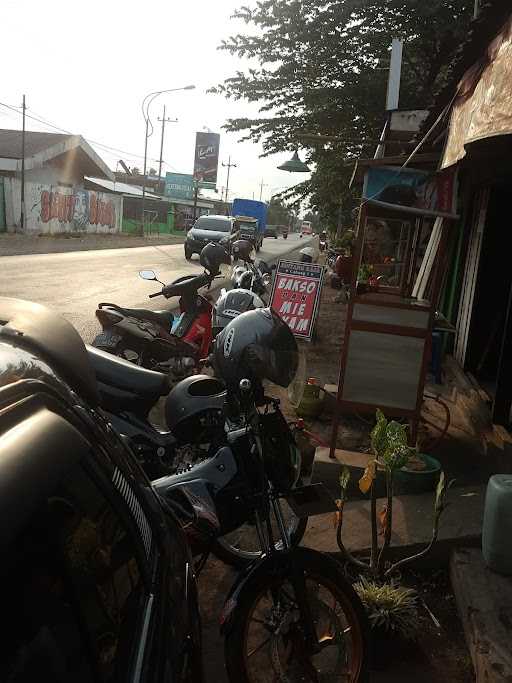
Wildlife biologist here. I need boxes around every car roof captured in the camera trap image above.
[197,214,232,221]
[0,298,98,405]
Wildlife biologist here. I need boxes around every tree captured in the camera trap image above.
[213,0,473,225]
[131,167,141,175]
[267,196,295,225]
[149,167,158,176]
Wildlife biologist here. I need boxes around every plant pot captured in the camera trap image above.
[394,453,441,495]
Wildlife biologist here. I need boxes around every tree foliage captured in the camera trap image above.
[214,0,473,224]
[267,196,296,226]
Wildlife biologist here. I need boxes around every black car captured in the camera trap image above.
[0,298,203,683]
[185,215,239,260]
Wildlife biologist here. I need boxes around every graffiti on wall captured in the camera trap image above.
[39,189,117,229]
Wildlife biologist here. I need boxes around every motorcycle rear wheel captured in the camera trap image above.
[224,547,369,683]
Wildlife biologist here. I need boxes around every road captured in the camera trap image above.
[0,233,314,342]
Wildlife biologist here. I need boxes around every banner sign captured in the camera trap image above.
[193,132,220,185]
[164,172,194,200]
[270,260,325,341]
[363,166,458,218]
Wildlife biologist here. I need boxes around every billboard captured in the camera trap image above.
[363,166,458,218]
[269,260,325,341]
[193,132,220,187]
[164,172,194,200]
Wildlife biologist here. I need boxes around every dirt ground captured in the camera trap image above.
[0,231,183,256]
[197,558,474,682]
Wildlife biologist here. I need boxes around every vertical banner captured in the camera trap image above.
[193,132,220,188]
[269,260,325,341]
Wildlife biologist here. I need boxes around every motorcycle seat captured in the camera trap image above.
[87,345,169,400]
[99,303,174,328]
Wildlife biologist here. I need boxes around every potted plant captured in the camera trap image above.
[354,578,419,668]
[356,263,373,293]
[335,409,453,580]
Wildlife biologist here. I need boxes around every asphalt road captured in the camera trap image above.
[0,233,314,342]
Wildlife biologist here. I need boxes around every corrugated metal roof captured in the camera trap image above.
[0,129,71,159]
[85,177,162,199]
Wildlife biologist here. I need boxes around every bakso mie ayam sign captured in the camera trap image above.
[270,261,325,340]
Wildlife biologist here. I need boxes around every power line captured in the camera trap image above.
[0,100,177,169]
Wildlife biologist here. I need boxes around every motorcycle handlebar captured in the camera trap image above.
[149,291,162,298]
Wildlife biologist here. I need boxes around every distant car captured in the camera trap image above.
[264,225,278,239]
[185,214,239,260]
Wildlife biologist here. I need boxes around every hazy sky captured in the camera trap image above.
[1,0,309,203]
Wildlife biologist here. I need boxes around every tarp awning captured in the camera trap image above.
[442,15,512,169]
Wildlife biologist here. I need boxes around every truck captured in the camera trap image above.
[232,198,268,252]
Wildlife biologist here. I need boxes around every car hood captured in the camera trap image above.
[189,228,228,242]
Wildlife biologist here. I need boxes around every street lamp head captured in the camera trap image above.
[184,85,196,90]
[277,151,310,173]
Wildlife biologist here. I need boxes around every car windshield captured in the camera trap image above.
[195,217,230,232]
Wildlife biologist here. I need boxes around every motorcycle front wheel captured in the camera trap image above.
[224,547,369,683]
[213,491,308,569]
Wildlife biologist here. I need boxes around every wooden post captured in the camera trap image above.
[492,278,512,425]
[329,203,367,459]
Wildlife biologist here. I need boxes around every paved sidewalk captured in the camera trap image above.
[0,232,184,257]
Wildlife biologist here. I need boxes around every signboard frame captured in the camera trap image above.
[269,260,325,342]
[193,132,220,185]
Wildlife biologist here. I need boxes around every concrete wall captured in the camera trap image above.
[5,177,122,234]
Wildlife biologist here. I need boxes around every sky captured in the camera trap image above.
[1,0,308,205]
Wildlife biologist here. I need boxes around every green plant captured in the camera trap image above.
[358,263,373,282]
[335,410,454,579]
[354,578,419,640]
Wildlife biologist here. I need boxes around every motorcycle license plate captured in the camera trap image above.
[95,331,122,348]
[285,483,339,518]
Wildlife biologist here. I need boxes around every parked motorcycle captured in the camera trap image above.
[92,243,230,379]
[213,239,274,334]
[87,334,308,567]
[154,307,370,680]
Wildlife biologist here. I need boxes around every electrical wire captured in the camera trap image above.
[0,100,177,169]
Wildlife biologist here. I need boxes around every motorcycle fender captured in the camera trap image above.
[219,549,296,635]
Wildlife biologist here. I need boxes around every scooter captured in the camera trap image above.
[93,269,215,379]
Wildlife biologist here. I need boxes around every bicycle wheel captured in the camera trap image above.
[225,548,369,682]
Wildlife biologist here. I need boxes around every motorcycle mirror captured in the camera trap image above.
[139,269,158,281]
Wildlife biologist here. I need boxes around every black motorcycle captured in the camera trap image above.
[154,307,370,681]
[88,342,309,567]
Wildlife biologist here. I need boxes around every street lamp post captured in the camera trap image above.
[140,85,195,235]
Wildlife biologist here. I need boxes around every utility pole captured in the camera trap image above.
[20,94,26,232]
[157,105,177,190]
[222,156,237,214]
[473,0,479,18]
[259,178,268,201]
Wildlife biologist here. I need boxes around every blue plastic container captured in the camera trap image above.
[482,474,512,575]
